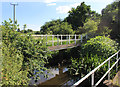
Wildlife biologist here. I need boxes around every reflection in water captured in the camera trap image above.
[29,66,68,85]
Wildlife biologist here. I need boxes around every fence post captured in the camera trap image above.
[52,35,54,46]
[61,35,62,45]
[57,34,59,46]
[116,53,118,72]
[91,73,94,87]
[108,60,110,80]
[81,35,83,43]
[46,35,47,46]
[69,35,70,44]
[75,34,76,44]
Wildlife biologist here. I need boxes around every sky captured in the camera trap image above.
[0,0,115,31]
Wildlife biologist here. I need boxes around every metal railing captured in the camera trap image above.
[32,34,88,46]
[71,50,120,87]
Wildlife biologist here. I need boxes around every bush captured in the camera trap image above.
[82,36,118,58]
[1,19,52,86]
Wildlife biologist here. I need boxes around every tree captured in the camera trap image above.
[34,31,40,34]
[100,1,120,39]
[40,19,74,35]
[65,2,95,30]
[83,19,98,36]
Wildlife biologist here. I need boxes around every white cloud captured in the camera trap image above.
[47,3,56,6]
[56,6,70,14]
[43,0,57,6]
[20,24,40,31]
[44,0,58,3]
[56,3,80,14]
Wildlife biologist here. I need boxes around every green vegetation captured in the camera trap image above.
[65,2,100,31]
[1,19,52,86]
[68,36,119,86]
[69,36,119,74]
[82,36,118,58]
[83,19,98,36]
[40,19,74,35]
[40,2,101,35]
[99,1,120,41]
[1,1,120,86]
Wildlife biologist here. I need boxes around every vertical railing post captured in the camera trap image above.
[57,34,59,46]
[66,35,68,45]
[81,35,83,43]
[75,34,76,44]
[108,60,110,80]
[91,73,94,87]
[61,35,62,45]
[116,53,118,72]
[41,35,43,40]
[52,35,54,46]
[69,35,70,44]
[46,35,47,46]
[41,35,43,44]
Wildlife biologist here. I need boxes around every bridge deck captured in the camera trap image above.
[48,43,80,51]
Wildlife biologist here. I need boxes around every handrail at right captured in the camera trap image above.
[72,50,120,87]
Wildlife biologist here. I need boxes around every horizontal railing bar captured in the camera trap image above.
[32,35,81,37]
[72,50,120,87]
[95,58,120,87]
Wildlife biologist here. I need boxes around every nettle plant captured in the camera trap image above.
[1,19,51,86]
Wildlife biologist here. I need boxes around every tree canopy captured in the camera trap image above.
[40,19,74,35]
[100,1,120,39]
[65,2,100,31]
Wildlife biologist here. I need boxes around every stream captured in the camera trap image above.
[29,66,75,86]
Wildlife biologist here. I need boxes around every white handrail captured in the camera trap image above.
[32,35,81,37]
[71,50,120,87]
[31,34,87,46]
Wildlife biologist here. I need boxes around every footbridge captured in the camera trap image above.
[32,34,88,51]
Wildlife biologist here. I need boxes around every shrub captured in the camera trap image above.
[82,36,118,58]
